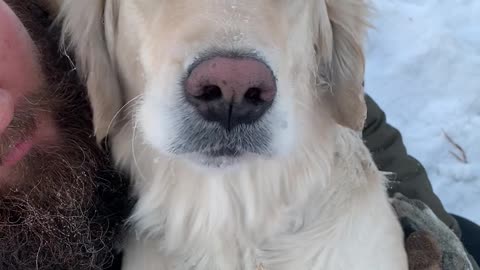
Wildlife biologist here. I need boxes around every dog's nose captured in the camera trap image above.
[185,56,276,131]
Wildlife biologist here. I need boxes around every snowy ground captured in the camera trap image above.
[365,0,480,223]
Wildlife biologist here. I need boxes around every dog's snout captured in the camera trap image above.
[185,56,276,130]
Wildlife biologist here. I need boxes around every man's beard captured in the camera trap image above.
[0,93,128,270]
[0,1,131,269]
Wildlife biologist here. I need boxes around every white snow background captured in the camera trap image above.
[365,0,480,223]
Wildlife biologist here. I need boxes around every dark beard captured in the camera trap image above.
[0,1,131,269]
[0,137,128,270]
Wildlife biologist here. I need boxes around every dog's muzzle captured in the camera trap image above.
[173,51,277,166]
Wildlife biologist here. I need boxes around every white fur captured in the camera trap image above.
[117,126,408,270]
[55,0,409,269]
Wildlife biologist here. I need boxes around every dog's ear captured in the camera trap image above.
[56,0,122,142]
[317,0,370,132]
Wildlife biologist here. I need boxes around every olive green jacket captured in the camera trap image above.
[364,94,479,269]
[363,95,460,235]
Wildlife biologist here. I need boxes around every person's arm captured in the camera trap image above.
[362,94,461,236]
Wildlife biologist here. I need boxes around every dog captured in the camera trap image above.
[54,0,409,269]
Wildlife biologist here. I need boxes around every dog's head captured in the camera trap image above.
[59,0,369,169]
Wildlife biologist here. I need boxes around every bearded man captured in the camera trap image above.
[0,0,130,269]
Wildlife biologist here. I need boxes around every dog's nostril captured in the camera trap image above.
[198,85,223,101]
[245,87,263,105]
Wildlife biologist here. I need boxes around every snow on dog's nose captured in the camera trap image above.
[184,56,276,131]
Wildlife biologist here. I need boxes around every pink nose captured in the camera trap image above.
[185,56,276,131]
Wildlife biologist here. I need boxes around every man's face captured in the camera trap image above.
[0,0,59,184]
[0,1,128,269]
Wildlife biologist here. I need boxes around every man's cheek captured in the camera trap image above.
[0,0,43,100]
[0,89,14,134]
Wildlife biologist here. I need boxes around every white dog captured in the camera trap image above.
[55,0,408,269]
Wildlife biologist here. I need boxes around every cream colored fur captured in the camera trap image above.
[55,0,408,269]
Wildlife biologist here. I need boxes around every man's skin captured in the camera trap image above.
[0,0,130,269]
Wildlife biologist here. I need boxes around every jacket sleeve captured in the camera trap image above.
[362,94,461,236]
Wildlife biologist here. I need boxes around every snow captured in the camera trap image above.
[365,0,480,223]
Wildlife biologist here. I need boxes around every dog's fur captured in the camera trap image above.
[54,0,408,269]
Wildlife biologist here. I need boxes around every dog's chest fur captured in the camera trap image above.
[118,128,408,270]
